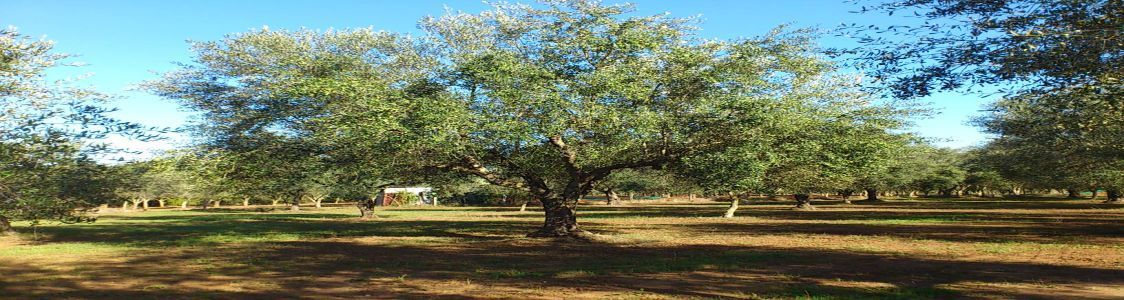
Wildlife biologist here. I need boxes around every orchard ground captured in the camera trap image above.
[1,197,1122,299]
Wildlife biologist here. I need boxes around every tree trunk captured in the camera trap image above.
[519,202,528,212]
[181,201,188,209]
[158,200,165,207]
[132,201,141,210]
[527,198,582,238]
[628,191,635,201]
[314,198,322,209]
[794,194,814,210]
[272,198,280,206]
[214,200,221,208]
[357,196,377,219]
[841,190,854,204]
[334,198,341,204]
[722,198,739,218]
[243,197,250,207]
[142,199,149,210]
[290,194,301,211]
[605,189,622,206]
[0,216,14,235]
[865,188,879,201]
[688,193,696,202]
[1089,188,1098,200]
[123,201,130,210]
[1066,188,1081,198]
[1105,189,1121,203]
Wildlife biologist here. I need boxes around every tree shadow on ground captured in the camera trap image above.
[3,238,1121,299]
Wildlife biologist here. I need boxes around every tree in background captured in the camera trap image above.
[842,0,1122,99]
[1,28,155,235]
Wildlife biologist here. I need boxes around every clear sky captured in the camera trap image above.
[1,0,993,160]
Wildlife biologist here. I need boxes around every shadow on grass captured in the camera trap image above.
[3,238,1121,299]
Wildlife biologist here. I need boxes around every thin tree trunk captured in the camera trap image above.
[723,198,739,218]
[794,194,814,210]
[519,201,528,212]
[0,215,14,235]
[132,201,141,210]
[243,197,250,207]
[158,200,165,207]
[315,198,322,209]
[1089,188,1099,200]
[628,191,635,201]
[688,193,696,202]
[123,201,130,210]
[272,198,280,206]
[181,201,188,209]
[527,197,582,238]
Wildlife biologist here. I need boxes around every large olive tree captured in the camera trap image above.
[154,1,901,238]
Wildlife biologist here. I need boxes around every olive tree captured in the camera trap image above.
[1,28,153,234]
[154,1,903,238]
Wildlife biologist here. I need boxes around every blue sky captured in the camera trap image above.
[1,0,993,159]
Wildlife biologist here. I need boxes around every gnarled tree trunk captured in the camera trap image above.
[0,216,14,235]
[865,188,879,201]
[604,189,622,206]
[794,194,814,210]
[527,197,581,238]
[357,196,377,219]
[290,194,301,211]
[1066,188,1081,198]
[1105,189,1121,203]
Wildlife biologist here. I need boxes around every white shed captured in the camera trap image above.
[376,187,437,206]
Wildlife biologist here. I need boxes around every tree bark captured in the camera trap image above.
[794,194,814,210]
[357,196,377,219]
[605,189,622,206]
[1105,189,1121,203]
[841,189,854,204]
[290,194,301,211]
[722,198,739,218]
[527,198,582,238]
[865,188,879,201]
[0,216,14,235]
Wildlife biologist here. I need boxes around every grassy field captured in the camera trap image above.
[1,198,1122,299]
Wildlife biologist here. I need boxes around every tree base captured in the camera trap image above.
[793,204,816,211]
[526,228,599,241]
